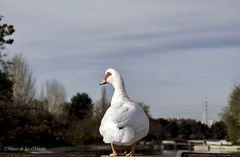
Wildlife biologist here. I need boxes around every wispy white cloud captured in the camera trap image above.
[2,0,240,120]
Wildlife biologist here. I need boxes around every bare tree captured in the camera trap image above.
[94,87,110,124]
[41,79,66,114]
[138,102,152,118]
[9,54,36,106]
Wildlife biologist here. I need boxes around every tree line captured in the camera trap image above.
[148,118,226,142]
[1,17,240,148]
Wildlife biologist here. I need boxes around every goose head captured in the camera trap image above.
[100,68,129,103]
[99,68,122,86]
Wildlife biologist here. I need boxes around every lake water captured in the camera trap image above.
[0,151,185,157]
[0,145,186,157]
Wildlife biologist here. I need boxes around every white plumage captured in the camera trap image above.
[100,100,149,145]
[99,68,149,156]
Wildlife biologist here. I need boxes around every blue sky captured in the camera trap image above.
[1,0,240,120]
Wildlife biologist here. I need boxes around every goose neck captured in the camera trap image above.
[111,81,129,105]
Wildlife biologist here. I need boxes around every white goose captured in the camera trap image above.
[99,68,149,156]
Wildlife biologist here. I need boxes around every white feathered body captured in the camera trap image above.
[99,68,149,146]
[99,100,149,146]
